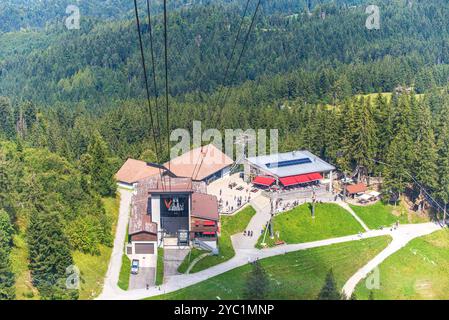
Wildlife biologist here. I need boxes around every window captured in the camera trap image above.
[265,158,312,168]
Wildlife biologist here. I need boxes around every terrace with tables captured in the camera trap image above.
[244,150,335,198]
[207,173,261,214]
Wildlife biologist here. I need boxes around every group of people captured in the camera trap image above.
[218,188,252,214]
[243,230,254,237]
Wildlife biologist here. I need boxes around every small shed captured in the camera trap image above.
[345,183,368,195]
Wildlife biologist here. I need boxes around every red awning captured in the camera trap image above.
[253,176,275,186]
[296,174,310,183]
[279,176,298,187]
[280,173,323,186]
[307,173,323,181]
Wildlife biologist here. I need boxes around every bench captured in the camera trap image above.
[275,240,285,246]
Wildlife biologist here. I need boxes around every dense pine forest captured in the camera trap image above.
[1,0,449,300]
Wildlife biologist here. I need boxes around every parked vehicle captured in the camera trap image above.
[131,259,140,275]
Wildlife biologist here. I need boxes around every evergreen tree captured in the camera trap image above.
[372,93,393,165]
[413,102,438,191]
[351,98,377,178]
[337,101,355,173]
[0,209,14,246]
[0,97,14,139]
[436,103,449,222]
[415,68,436,94]
[85,133,116,197]
[0,246,15,300]
[244,261,269,300]
[383,97,414,203]
[331,74,352,103]
[317,269,341,300]
[0,209,15,300]
[383,129,413,203]
[27,210,78,300]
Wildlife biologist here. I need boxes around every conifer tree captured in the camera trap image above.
[317,269,341,300]
[436,103,449,223]
[0,97,14,139]
[351,97,377,179]
[413,101,438,191]
[0,209,15,300]
[372,93,393,165]
[0,246,15,300]
[383,128,413,203]
[85,133,116,197]
[244,261,269,300]
[27,210,78,300]
[337,101,355,173]
[383,96,414,203]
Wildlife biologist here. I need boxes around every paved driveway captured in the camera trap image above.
[164,248,189,277]
[129,268,155,290]
[98,188,132,298]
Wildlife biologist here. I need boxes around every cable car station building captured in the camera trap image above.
[244,150,335,192]
[125,175,220,267]
[116,146,229,268]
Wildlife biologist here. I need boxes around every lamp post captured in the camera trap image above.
[270,197,275,239]
[311,187,316,219]
[336,150,346,202]
[343,172,347,202]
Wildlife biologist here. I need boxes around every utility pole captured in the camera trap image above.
[269,196,275,239]
[260,194,275,246]
[311,187,316,219]
[235,132,256,182]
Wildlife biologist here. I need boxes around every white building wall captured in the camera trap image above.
[117,182,134,190]
[151,195,161,242]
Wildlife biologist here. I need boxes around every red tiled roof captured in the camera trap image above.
[165,144,233,181]
[129,196,158,235]
[115,159,162,184]
[345,183,368,195]
[191,192,219,221]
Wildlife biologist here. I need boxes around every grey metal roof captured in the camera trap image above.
[246,150,335,178]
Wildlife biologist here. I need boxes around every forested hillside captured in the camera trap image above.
[0,132,118,299]
[0,0,364,33]
[0,0,222,32]
[1,0,448,106]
